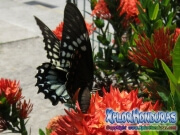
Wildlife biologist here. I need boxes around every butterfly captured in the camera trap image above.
[34,3,94,113]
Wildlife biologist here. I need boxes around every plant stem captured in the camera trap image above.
[20,118,28,135]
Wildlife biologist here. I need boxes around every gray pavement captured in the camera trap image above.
[0,0,91,134]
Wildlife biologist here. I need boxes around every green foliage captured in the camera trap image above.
[0,98,28,135]
[140,131,159,135]
[172,37,180,83]
[39,129,46,135]
[90,0,97,10]
[39,128,51,135]
[160,37,180,134]
[91,0,144,90]
[135,0,176,37]
[94,18,104,28]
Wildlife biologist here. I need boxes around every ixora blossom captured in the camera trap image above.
[0,78,33,133]
[92,0,139,25]
[173,28,180,42]
[128,28,175,68]
[119,0,139,22]
[47,86,161,135]
[53,22,96,40]
[17,100,33,119]
[0,78,22,104]
[92,0,111,19]
[53,22,64,40]
[0,117,7,132]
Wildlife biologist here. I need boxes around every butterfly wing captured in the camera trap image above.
[35,16,70,72]
[35,63,70,105]
[34,3,94,112]
[61,3,94,112]
[34,17,70,105]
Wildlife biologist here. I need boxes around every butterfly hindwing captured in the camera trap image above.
[35,63,70,105]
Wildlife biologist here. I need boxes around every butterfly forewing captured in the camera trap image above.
[61,3,94,99]
[34,16,63,70]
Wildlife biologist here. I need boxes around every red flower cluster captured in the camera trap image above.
[173,28,180,42]
[53,22,64,40]
[85,22,96,35]
[47,86,161,135]
[53,22,96,40]
[92,0,111,19]
[17,100,33,119]
[92,0,139,25]
[128,28,175,68]
[0,78,22,104]
[0,117,7,132]
[0,78,33,131]
[119,0,139,23]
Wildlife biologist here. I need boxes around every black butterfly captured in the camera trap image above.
[34,3,94,113]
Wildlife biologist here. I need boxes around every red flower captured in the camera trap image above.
[0,78,22,104]
[53,22,96,40]
[50,131,58,135]
[17,100,33,119]
[47,86,161,135]
[119,0,140,26]
[92,0,111,19]
[173,28,180,42]
[53,22,64,40]
[0,117,7,132]
[85,22,96,35]
[119,0,139,18]
[128,28,175,68]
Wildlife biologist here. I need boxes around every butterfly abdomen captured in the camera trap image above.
[78,86,91,113]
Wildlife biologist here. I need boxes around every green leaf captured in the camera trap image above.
[94,18,104,28]
[161,0,170,6]
[139,0,149,8]
[96,47,103,59]
[161,60,177,95]
[140,131,159,135]
[0,96,7,104]
[46,128,52,135]
[153,59,161,69]
[97,35,110,45]
[167,94,175,110]
[106,33,111,43]
[153,19,163,30]
[166,12,174,27]
[130,23,138,33]
[148,3,159,20]
[157,91,168,102]
[39,129,46,135]
[137,4,149,24]
[90,0,97,10]
[111,55,120,62]
[118,53,124,61]
[172,37,180,81]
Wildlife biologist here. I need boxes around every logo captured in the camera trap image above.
[105,108,177,131]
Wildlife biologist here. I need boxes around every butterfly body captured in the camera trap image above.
[35,3,94,113]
